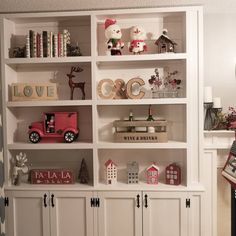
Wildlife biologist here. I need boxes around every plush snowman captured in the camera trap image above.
[129,26,147,54]
[105,19,124,55]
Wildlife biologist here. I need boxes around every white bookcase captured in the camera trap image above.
[1,6,205,236]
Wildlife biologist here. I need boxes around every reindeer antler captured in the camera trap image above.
[15,152,28,167]
[71,66,75,70]
[75,66,83,73]
[67,66,83,78]
[67,66,77,78]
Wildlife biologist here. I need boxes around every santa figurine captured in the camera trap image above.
[129,26,147,54]
[104,18,124,55]
[47,116,55,133]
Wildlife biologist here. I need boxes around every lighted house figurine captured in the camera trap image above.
[127,162,139,184]
[146,163,159,184]
[105,159,117,185]
[155,29,177,53]
[165,163,181,185]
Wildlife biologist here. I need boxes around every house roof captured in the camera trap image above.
[146,163,159,171]
[127,162,139,172]
[166,163,180,170]
[155,34,177,45]
[105,159,117,167]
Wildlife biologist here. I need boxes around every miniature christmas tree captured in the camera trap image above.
[78,158,89,184]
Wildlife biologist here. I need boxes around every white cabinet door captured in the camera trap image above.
[6,190,50,236]
[97,191,142,236]
[188,192,204,236]
[50,191,93,236]
[143,192,188,236]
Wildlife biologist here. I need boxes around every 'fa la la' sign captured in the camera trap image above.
[30,169,74,184]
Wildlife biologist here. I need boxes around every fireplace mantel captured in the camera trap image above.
[204,130,234,236]
[204,130,235,149]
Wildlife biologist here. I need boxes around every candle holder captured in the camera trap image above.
[204,102,215,130]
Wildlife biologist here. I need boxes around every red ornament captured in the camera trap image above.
[165,163,181,185]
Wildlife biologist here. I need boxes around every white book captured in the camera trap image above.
[63,29,68,57]
[26,35,30,58]
[40,33,43,58]
[33,31,37,58]
[60,33,64,57]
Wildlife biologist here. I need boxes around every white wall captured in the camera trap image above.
[0,0,235,13]
[205,13,236,111]
[0,0,204,13]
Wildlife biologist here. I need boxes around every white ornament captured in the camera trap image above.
[104,19,124,56]
[129,26,147,54]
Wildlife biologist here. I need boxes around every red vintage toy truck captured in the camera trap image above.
[28,112,79,143]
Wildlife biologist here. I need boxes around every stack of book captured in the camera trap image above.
[26,29,70,58]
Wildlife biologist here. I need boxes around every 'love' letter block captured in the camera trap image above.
[11,83,58,101]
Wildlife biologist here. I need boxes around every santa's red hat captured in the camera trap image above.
[105,19,116,30]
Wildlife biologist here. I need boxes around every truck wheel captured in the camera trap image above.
[29,131,40,143]
[64,131,75,143]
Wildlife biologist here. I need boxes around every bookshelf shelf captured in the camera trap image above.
[0,6,204,236]
[5,56,92,65]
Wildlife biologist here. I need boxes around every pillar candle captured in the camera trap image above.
[147,126,155,133]
[204,86,213,103]
[213,97,222,108]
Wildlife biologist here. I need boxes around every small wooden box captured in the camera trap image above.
[30,169,74,184]
[113,120,168,143]
[11,83,58,101]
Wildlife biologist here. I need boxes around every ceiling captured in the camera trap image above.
[0,0,235,14]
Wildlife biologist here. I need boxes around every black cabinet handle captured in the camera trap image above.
[136,194,140,208]
[51,194,55,208]
[95,198,100,207]
[43,194,47,208]
[144,194,148,208]
[91,198,95,207]
[90,198,100,207]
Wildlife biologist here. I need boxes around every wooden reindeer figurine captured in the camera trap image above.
[66,66,86,100]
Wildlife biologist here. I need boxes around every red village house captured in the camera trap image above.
[146,163,159,184]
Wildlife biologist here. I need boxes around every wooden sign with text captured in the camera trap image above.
[11,83,58,101]
[113,120,168,143]
[30,169,74,184]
